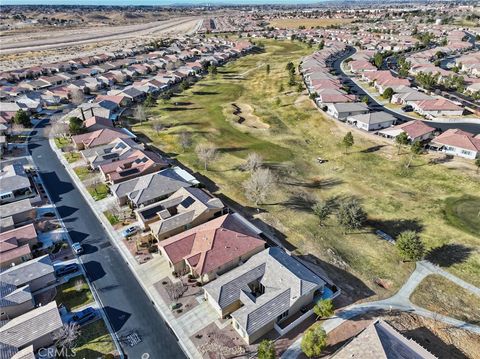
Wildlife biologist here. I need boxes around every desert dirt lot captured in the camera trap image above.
[131,39,480,305]
[268,18,354,29]
[0,17,202,56]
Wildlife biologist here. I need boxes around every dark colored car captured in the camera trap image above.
[55,263,79,277]
[401,105,413,112]
[70,307,97,325]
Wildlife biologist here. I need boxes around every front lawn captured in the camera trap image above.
[73,320,116,359]
[55,137,71,149]
[74,166,91,181]
[64,151,82,163]
[410,274,480,325]
[103,210,120,226]
[55,276,94,311]
[88,183,110,201]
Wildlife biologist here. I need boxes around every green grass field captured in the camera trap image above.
[88,183,110,201]
[132,39,480,300]
[443,196,480,237]
[410,275,480,325]
[73,166,91,181]
[55,276,94,311]
[73,320,116,359]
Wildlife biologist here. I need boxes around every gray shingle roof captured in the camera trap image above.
[349,111,397,125]
[204,247,325,335]
[0,284,32,308]
[0,255,54,288]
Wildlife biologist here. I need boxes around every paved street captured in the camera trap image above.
[28,120,186,359]
[333,47,480,134]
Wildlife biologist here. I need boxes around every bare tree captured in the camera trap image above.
[243,168,275,206]
[195,143,217,171]
[152,120,164,134]
[49,120,69,138]
[133,104,146,124]
[165,281,186,302]
[74,279,84,292]
[179,131,192,152]
[70,89,85,106]
[241,152,263,172]
[53,322,81,351]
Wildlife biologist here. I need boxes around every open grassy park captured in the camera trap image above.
[132,39,480,301]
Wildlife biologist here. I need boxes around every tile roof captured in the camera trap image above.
[159,214,265,276]
[433,129,480,152]
[397,120,436,139]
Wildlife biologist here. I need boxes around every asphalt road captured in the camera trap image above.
[333,47,480,134]
[28,120,186,359]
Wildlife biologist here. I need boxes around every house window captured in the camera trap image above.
[461,150,471,155]
[277,310,289,322]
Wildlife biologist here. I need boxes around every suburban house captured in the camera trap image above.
[327,102,369,120]
[378,120,436,142]
[1,255,56,292]
[331,319,436,358]
[391,90,433,105]
[0,163,36,205]
[430,129,480,160]
[0,199,36,228]
[111,166,199,207]
[81,137,144,169]
[136,187,225,240]
[84,115,113,131]
[71,127,136,150]
[0,301,62,357]
[158,213,265,283]
[203,247,326,344]
[0,223,38,269]
[0,282,35,320]
[411,98,464,118]
[346,111,397,131]
[98,149,168,184]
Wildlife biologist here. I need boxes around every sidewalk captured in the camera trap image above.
[50,138,203,359]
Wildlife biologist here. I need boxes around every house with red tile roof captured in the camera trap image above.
[84,116,113,132]
[98,149,168,184]
[158,213,265,283]
[349,60,377,73]
[0,223,37,269]
[378,120,436,142]
[411,98,464,118]
[431,129,480,160]
[71,127,135,150]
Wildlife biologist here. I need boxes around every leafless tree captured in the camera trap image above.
[241,152,263,172]
[49,120,69,138]
[165,281,186,302]
[74,279,84,292]
[9,123,25,136]
[243,168,275,206]
[109,204,125,223]
[195,143,217,171]
[53,322,81,351]
[179,131,192,152]
[133,104,146,124]
[70,89,85,106]
[152,120,164,134]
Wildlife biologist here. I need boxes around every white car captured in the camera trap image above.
[72,242,84,255]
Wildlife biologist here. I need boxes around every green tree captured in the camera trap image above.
[396,230,425,261]
[395,132,409,155]
[313,299,334,320]
[301,324,327,358]
[361,95,369,104]
[382,87,394,100]
[286,62,295,73]
[342,131,354,154]
[318,40,325,50]
[13,109,30,127]
[337,198,367,232]
[297,82,304,92]
[68,116,85,135]
[373,52,384,69]
[258,339,276,359]
[266,64,270,75]
[144,93,156,107]
[312,201,332,225]
[406,141,423,168]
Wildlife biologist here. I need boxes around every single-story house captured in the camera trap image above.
[0,163,36,205]
[1,255,56,292]
[111,166,199,207]
[430,129,480,159]
[0,301,62,357]
[136,187,225,239]
[346,111,397,131]
[71,127,136,150]
[0,199,36,227]
[378,120,436,142]
[84,116,113,131]
[326,102,369,120]
[0,283,34,320]
[203,247,326,344]
[81,137,143,169]
[411,98,464,118]
[0,223,38,269]
[158,213,265,283]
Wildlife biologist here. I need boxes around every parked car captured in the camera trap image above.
[122,226,138,238]
[401,105,413,112]
[70,307,97,326]
[55,263,79,277]
[71,242,84,255]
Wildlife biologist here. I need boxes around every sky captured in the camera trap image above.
[2,0,332,5]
